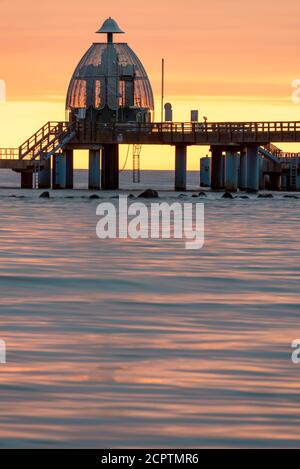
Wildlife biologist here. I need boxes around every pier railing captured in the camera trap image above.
[110,121,300,134]
[0,148,19,160]
[2,121,300,162]
[90,121,300,145]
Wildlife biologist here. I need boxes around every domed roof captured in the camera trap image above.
[66,42,154,112]
[96,17,124,34]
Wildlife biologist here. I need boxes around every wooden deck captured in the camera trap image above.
[1,121,300,170]
[0,149,44,171]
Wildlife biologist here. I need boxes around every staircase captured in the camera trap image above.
[133,144,142,183]
[259,144,299,191]
[258,145,281,163]
[19,121,76,161]
[263,143,282,157]
[261,143,300,161]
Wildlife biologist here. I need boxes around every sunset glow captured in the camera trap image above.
[1,0,300,452]
[1,0,300,168]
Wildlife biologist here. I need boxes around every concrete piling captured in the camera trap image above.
[246,145,259,193]
[225,151,239,192]
[175,145,187,191]
[65,150,74,189]
[38,154,51,189]
[52,154,66,189]
[101,144,119,190]
[52,151,74,189]
[200,157,211,187]
[211,147,224,190]
[21,171,33,189]
[269,173,281,191]
[89,149,101,190]
[259,156,265,190]
[239,148,247,191]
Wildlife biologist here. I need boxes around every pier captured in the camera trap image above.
[0,17,300,192]
[1,120,300,192]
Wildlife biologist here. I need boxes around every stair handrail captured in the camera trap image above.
[29,121,76,161]
[264,143,283,157]
[19,122,53,158]
[19,121,75,160]
[19,121,72,159]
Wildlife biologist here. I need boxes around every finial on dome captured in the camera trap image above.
[96,17,124,43]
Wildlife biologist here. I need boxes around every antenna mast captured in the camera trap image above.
[161,58,165,122]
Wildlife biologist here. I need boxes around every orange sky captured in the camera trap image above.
[1,0,300,169]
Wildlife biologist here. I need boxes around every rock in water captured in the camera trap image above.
[199,192,207,198]
[138,189,159,199]
[222,192,234,199]
[40,192,50,199]
[89,194,101,200]
[258,194,274,199]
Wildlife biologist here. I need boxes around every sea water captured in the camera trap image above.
[0,170,300,448]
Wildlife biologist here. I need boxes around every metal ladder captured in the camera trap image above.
[133,144,142,183]
[289,158,298,191]
[32,161,41,189]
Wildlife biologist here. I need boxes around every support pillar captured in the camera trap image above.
[269,173,281,191]
[52,151,73,189]
[259,156,265,190]
[38,154,51,189]
[200,157,211,188]
[52,153,66,189]
[246,145,259,193]
[101,144,119,190]
[65,150,74,189]
[239,147,247,191]
[225,151,239,192]
[175,144,187,191]
[21,171,33,189]
[211,146,224,190]
[281,175,287,191]
[89,149,101,190]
